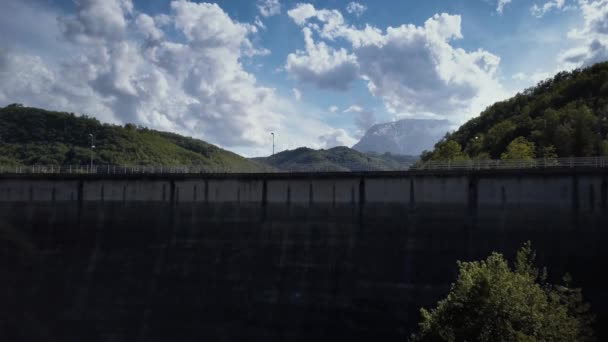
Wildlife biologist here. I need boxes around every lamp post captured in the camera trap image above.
[89,133,95,171]
[271,132,275,156]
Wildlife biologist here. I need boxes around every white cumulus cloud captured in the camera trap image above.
[287,5,506,122]
[346,2,367,17]
[257,0,281,17]
[285,27,359,90]
[0,0,350,156]
[318,128,357,148]
[558,0,608,68]
[292,88,302,100]
[531,0,567,17]
[497,0,512,14]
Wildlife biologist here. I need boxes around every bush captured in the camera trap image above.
[410,242,595,342]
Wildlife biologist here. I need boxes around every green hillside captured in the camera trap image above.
[254,146,417,171]
[422,61,608,161]
[0,105,271,171]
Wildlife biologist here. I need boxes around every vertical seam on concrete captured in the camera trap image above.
[572,175,580,211]
[589,184,595,212]
[204,179,209,203]
[468,175,478,228]
[309,183,313,206]
[601,177,607,209]
[409,177,415,209]
[359,177,365,205]
[170,180,176,206]
[261,179,267,223]
[332,184,336,208]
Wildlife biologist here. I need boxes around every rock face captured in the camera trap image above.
[353,119,452,156]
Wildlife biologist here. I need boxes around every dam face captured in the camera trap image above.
[1,169,607,341]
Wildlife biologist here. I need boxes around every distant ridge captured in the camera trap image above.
[0,105,272,171]
[253,146,418,171]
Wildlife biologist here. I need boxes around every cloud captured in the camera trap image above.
[343,104,376,135]
[257,0,281,17]
[287,3,317,25]
[59,0,134,43]
[287,6,506,122]
[512,70,552,83]
[531,0,567,17]
[135,14,164,42]
[292,87,302,100]
[285,27,359,90]
[318,128,357,148]
[254,16,266,30]
[329,105,339,113]
[346,2,367,17]
[558,0,608,68]
[497,0,512,14]
[0,0,357,156]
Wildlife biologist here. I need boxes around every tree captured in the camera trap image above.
[601,140,608,156]
[501,137,535,160]
[410,242,595,342]
[432,140,468,161]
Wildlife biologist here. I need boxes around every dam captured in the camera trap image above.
[1,168,608,341]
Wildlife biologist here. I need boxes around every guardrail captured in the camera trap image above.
[0,164,407,174]
[0,157,606,175]
[0,165,270,174]
[412,157,608,170]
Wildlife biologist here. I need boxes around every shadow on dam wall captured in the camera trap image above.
[1,170,607,341]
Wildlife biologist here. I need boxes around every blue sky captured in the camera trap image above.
[0,0,606,156]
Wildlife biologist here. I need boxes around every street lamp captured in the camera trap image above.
[271,132,275,156]
[89,133,95,171]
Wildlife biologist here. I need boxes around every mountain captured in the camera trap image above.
[422,61,608,161]
[254,146,418,171]
[353,119,452,156]
[0,105,272,171]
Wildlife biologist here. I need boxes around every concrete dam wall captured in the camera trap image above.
[1,169,607,341]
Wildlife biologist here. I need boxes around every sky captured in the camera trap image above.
[0,0,607,156]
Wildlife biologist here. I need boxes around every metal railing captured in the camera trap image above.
[0,164,410,174]
[0,165,269,175]
[0,157,606,175]
[412,157,608,170]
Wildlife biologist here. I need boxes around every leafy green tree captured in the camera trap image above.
[484,120,517,157]
[423,61,608,161]
[601,140,608,156]
[501,137,536,160]
[431,140,468,161]
[410,242,595,342]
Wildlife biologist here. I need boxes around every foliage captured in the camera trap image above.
[0,106,272,171]
[424,61,608,161]
[429,139,468,161]
[410,242,595,342]
[254,146,417,171]
[500,137,535,160]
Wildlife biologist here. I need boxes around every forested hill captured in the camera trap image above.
[254,146,418,171]
[422,61,608,161]
[0,105,271,171]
